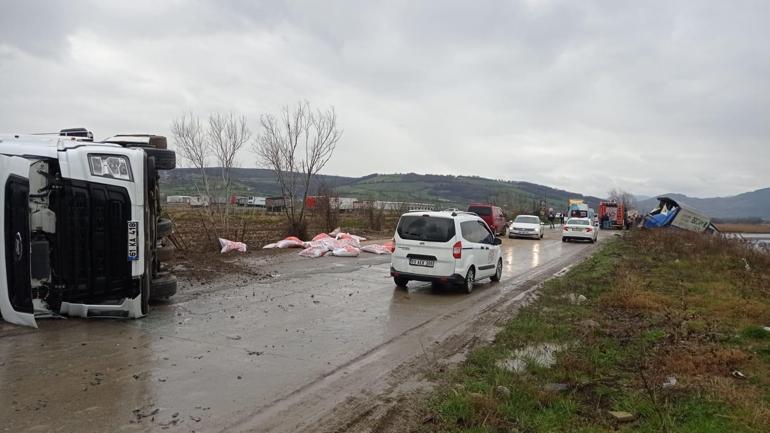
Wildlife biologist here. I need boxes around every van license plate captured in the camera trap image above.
[409,258,434,267]
[127,221,139,261]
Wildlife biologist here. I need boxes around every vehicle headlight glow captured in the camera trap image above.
[88,154,133,181]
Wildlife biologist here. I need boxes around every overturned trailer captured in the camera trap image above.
[643,196,719,233]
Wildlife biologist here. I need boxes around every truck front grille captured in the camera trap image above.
[51,180,139,303]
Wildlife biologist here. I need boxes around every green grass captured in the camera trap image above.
[421,230,770,433]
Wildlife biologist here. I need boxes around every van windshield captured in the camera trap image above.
[397,215,456,242]
[468,206,491,216]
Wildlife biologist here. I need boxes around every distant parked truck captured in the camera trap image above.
[167,195,192,205]
[305,196,357,212]
[247,196,266,207]
[598,200,626,229]
[266,196,287,212]
[166,195,210,207]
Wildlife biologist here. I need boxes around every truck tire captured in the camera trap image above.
[156,245,174,262]
[145,148,176,170]
[394,277,409,288]
[156,218,173,239]
[150,272,177,301]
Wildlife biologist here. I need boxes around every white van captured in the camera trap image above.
[390,211,503,293]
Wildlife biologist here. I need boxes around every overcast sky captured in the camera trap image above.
[1,1,768,198]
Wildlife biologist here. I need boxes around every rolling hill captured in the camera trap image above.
[160,168,602,212]
[636,188,770,220]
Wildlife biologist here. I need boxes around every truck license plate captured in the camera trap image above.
[409,258,434,267]
[127,220,139,261]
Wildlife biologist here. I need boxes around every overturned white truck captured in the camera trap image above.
[0,128,176,327]
[642,196,719,233]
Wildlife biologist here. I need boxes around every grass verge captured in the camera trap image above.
[422,230,770,433]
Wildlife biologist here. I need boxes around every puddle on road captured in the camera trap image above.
[496,343,564,373]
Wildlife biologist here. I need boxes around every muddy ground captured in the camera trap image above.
[0,228,613,433]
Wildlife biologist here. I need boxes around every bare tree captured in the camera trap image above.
[608,188,637,209]
[170,112,211,197]
[208,113,252,200]
[254,101,342,237]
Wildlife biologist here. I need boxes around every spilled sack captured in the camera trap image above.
[219,238,247,253]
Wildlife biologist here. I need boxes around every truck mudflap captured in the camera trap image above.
[0,155,36,327]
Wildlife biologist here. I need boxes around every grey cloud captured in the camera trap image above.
[0,0,768,197]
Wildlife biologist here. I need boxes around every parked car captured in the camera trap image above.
[562,217,598,243]
[467,204,507,235]
[390,211,503,293]
[508,215,544,239]
[0,128,176,327]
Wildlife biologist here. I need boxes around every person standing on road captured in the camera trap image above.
[548,208,555,229]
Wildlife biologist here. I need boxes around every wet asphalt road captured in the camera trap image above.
[0,228,609,433]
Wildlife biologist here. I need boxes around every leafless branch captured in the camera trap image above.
[254,101,342,237]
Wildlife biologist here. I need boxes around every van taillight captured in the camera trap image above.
[453,241,462,259]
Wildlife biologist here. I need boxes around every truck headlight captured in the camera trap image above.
[88,154,133,181]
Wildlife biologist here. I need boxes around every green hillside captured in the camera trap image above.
[160,168,602,213]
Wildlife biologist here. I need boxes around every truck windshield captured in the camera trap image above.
[397,216,456,242]
[468,206,491,216]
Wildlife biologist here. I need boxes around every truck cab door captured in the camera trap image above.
[0,155,36,328]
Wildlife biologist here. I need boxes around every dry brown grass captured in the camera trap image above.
[716,223,770,233]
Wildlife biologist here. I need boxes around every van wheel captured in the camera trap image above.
[463,268,475,294]
[394,277,409,288]
[491,259,502,282]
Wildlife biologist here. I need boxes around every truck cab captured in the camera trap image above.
[0,129,177,327]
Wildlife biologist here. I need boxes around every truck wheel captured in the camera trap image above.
[156,245,174,262]
[150,272,177,301]
[145,148,176,170]
[156,218,173,239]
[394,277,409,288]
[490,259,502,282]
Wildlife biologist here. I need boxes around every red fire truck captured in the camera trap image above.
[598,201,626,229]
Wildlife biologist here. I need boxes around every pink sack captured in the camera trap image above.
[336,237,360,248]
[219,238,247,253]
[276,238,306,248]
[361,244,392,255]
[329,227,342,237]
[262,243,277,249]
[331,245,360,257]
[312,233,331,241]
[299,246,328,258]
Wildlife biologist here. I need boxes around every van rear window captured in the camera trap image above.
[468,206,491,216]
[397,216,456,242]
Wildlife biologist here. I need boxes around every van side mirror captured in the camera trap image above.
[493,237,502,246]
